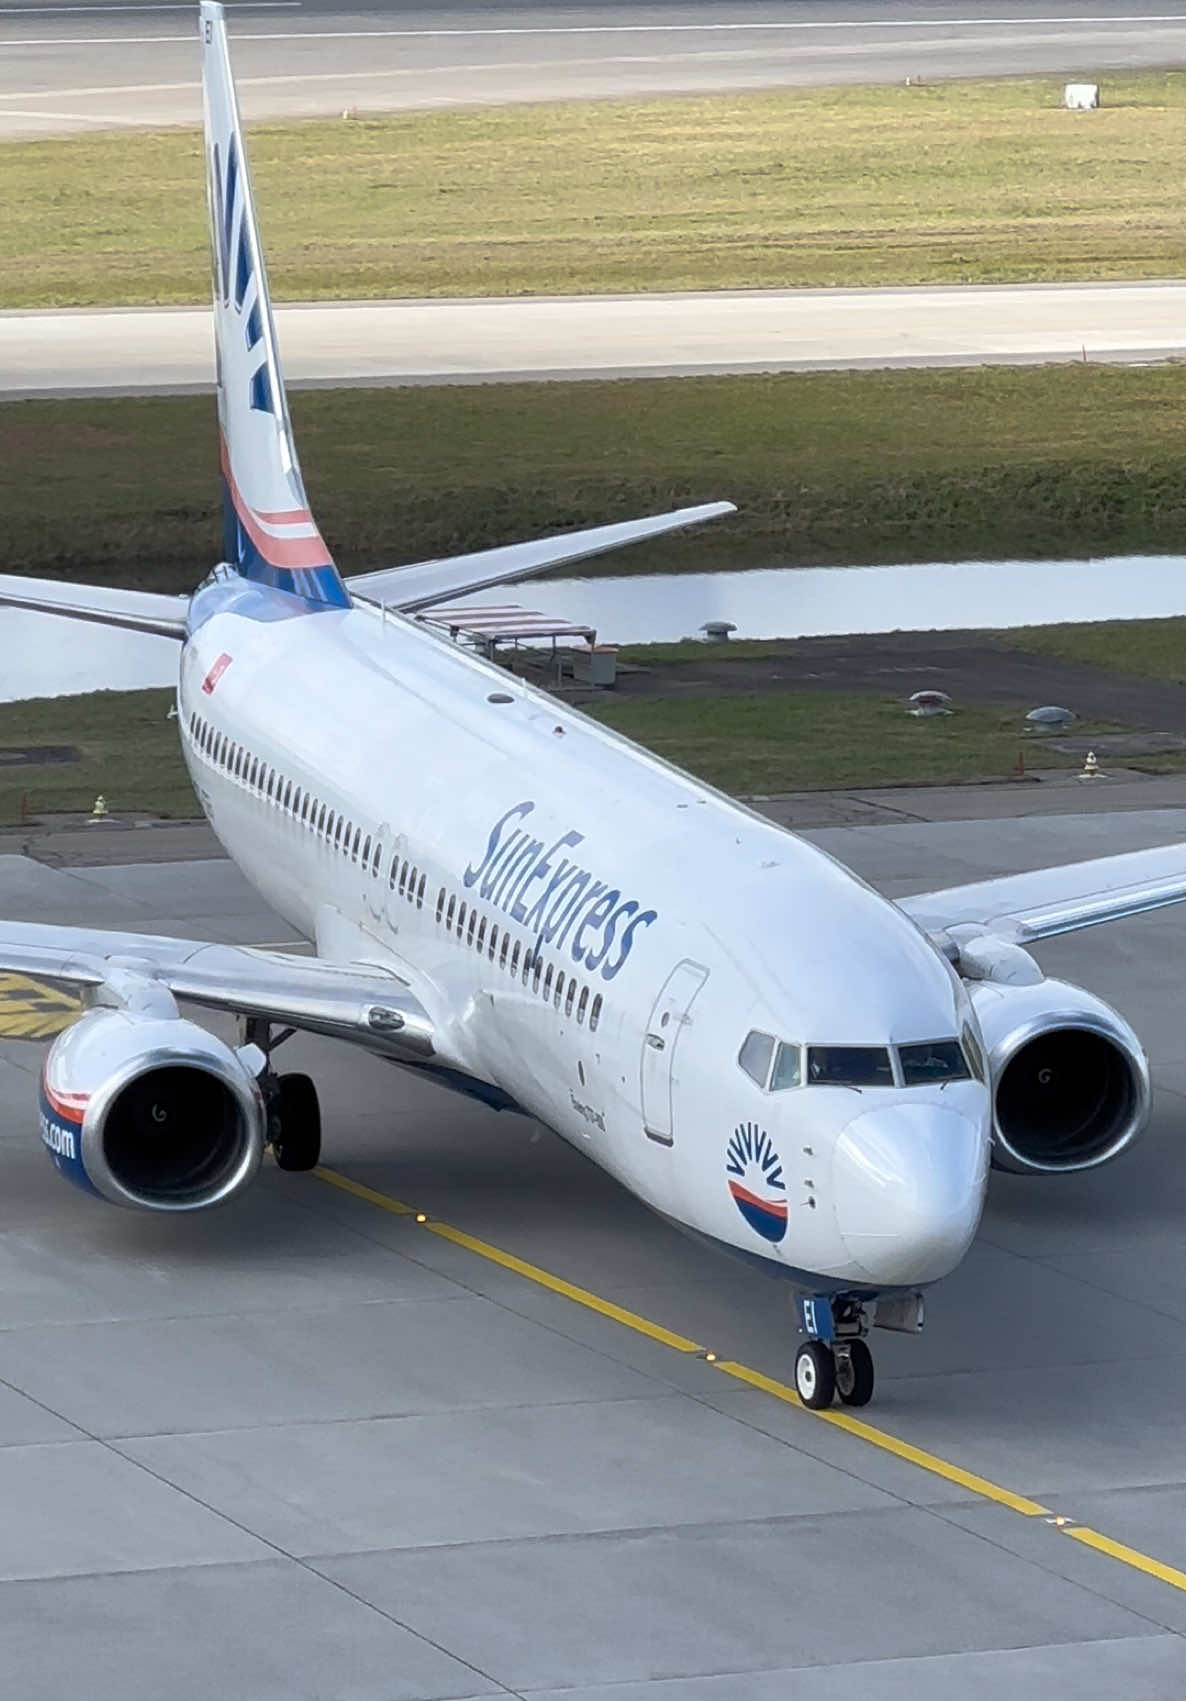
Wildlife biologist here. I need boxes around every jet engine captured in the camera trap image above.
[967,978,1149,1175]
[39,1007,266,1211]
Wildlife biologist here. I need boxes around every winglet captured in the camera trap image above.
[199,0,349,610]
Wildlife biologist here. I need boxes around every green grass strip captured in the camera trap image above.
[585,693,1103,794]
[1006,617,1186,683]
[7,365,1186,588]
[0,686,1115,825]
[0,690,194,823]
[7,74,1186,308]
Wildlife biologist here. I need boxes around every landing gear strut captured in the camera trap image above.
[241,1019,323,1172]
[793,1294,877,1410]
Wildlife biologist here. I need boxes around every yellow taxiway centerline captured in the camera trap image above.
[314,1161,1186,1599]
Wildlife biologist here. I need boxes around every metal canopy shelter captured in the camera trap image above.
[419,602,597,676]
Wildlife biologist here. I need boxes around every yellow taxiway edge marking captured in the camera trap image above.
[316,1164,1186,1596]
[427,1218,704,1354]
[313,1166,415,1216]
[1067,1526,1186,1591]
[713,1359,1050,1516]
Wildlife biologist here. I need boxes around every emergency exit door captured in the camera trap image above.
[640,960,709,1144]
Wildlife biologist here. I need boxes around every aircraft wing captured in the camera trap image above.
[899,842,1186,943]
[344,501,737,613]
[0,576,188,639]
[0,919,435,1059]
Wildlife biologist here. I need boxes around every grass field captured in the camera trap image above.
[0,691,194,824]
[1007,617,1186,683]
[0,685,1117,825]
[584,693,1105,794]
[10,363,1186,587]
[7,74,1186,308]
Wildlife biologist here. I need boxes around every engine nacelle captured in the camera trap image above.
[968,978,1149,1175]
[40,1008,266,1211]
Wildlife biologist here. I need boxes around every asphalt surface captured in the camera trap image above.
[3,1,1186,138]
[8,280,1186,395]
[6,798,1186,1694]
[615,627,1186,728]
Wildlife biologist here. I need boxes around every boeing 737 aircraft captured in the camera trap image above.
[7,2,1186,1409]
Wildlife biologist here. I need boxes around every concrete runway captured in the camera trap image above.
[7,280,1186,395]
[6,791,1186,1695]
[3,1,1186,139]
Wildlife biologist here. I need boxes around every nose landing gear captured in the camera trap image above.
[793,1294,876,1410]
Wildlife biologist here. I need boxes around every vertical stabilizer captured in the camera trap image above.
[199,1,349,609]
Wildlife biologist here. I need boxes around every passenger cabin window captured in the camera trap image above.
[807,1046,894,1088]
[738,1031,775,1088]
[898,1040,970,1086]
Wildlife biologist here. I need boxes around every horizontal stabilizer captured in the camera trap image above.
[0,576,187,639]
[345,501,737,613]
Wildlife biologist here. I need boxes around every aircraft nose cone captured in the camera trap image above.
[833,1103,988,1285]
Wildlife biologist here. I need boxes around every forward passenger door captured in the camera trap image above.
[641,960,709,1145]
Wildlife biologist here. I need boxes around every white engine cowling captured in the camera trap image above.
[968,978,1149,1175]
[39,1008,266,1211]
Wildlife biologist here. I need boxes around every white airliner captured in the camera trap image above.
[7,1,1186,1409]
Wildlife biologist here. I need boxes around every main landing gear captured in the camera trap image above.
[242,1019,323,1173]
[793,1294,876,1410]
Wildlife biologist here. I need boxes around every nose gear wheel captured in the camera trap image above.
[794,1340,836,1409]
[835,1339,875,1407]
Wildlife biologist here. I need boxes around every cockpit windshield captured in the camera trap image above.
[898,1040,970,1085]
[806,1046,894,1088]
[738,1031,976,1091]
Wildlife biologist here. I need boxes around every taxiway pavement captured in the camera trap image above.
[4,791,1186,1695]
[7,280,1186,396]
[3,1,1186,139]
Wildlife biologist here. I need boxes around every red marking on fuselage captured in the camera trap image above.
[202,652,233,695]
[728,1179,788,1219]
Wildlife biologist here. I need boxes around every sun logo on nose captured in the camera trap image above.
[726,1121,787,1243]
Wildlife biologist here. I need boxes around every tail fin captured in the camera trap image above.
[199,1,349,610]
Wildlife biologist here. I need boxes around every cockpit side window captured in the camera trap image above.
[807,1046,894,1088]
[961,1024,987,1083]
[770,1042,802,1091]
[738,1030,774,1088]
[899,1039,970,1086]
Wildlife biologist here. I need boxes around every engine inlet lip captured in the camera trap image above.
[80,1043,264,1211]
[988,1010,1150,1176]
